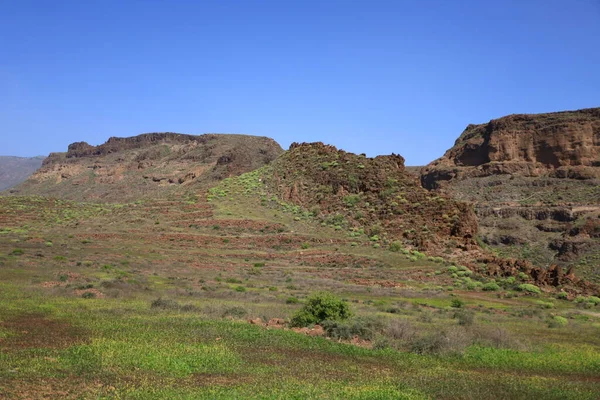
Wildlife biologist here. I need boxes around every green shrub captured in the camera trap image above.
[517,272,529,281]
[482,282,500,291]
[556,292,568,300]
[389,241,403,252]
[454,310,475,326]
[536,301,554,309]
[451,298,465,308]
[447,266,458,273]
[548,315,568,328]
[587,296,600,306]
[234,286,247,293]
[517,284,541,295]
[290,292,351,327]
[286,297,299,304]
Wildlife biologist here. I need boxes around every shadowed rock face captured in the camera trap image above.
[422,108,600,189]
[12,133,283,202]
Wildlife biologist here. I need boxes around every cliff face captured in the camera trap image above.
[420,108,600,283]
[12,133,283,202]
[422,108,600,189]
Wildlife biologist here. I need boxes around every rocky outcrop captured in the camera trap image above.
[422,108,600,189]
[263,142,478,253]
[420,108,600,285]
[12,133,283,202]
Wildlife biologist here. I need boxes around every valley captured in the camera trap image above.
[1,108,599,399]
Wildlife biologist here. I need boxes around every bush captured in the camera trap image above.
[321,316,383,341]
[548,315,568,328]
[450,298,465,308]
[517,272,529,281]
[454,309,475,326]
[517,284,541,295]
[150,298,199,312]
[536,301,554,309]
[389,241,403,252]
[286,297,299,304]
[587,296,600,306]
[372,337,391,350]
[482,282,500,291]
[151,298,181,310]
[556,292,568,300]
[473,326,522,350]
[290,292,352,327]
[222,306,248,319]
[385,319,416,341]
[411,328,471,355]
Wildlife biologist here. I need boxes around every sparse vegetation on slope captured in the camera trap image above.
[10,133,283,202]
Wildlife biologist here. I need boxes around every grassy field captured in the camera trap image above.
[1,184,599,399]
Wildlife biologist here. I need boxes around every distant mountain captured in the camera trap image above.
[0,156,45,192]
[11,133,283,202]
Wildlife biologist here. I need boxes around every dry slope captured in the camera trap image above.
[10,133,283,202]
[0,156,45,192]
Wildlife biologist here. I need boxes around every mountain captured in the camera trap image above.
[421,108,600,282]
[10,133,283,202]
[0,156,45,192]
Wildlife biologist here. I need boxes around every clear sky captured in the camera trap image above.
[1,0,599,165]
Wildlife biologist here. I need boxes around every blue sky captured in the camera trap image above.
[1,0,599,165]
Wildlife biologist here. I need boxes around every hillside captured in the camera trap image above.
[1,131,599,399]
[0,156,45,192]
[421,108,600,282]
[262,142,478,254]
[10,133,283,202]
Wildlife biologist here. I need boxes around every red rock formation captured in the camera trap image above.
[422,108,600,189]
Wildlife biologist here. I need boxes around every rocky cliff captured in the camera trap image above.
[11,133,283,202]
[420,108,600,283]
[422,108,600,189]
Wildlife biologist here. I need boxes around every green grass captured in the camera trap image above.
[0,194,599,399]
